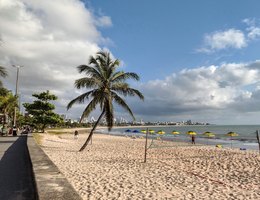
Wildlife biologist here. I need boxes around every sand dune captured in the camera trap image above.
[40,133,260,200]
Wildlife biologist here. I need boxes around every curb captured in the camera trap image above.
[27,134,82,200]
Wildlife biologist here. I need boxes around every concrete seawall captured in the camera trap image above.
[27,135,82,200]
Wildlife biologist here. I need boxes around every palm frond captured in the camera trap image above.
[107,59,120,79]
[111,59,120,68]
[96,54,107,68]
[77,65,103,80]
[108,59,120,72]
[89,56,104,75]
[88,56,98,65]
[111,82,129,91]
[111,72,140,82]
[77,64,92,73]
[112,86,144,100]
[109,71,123,81]
[80,97,99,122]
[74,77,101,89]
[67,90,94,110]
[0,66,7,77]
[96,51,107,59]
[106,52,111,66]
[111,92,135,120]
[128,88,144,100]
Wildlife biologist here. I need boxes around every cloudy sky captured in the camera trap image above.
[1,0,260,125]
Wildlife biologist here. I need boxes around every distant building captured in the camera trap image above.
[186,120,192,125]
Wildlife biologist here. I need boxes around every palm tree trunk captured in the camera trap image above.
[79,111,105,152]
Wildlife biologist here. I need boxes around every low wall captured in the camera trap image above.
[27,135,82,200]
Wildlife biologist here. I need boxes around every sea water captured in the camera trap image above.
[97,125,260,151]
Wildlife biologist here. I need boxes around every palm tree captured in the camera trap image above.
[0,66,7,87]
[0,88,18,132]
[67,51,144,151]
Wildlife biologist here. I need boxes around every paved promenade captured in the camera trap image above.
[0,135,37,200]
[0,134,82,200]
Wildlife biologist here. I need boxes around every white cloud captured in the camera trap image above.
[131,61,260,124]
[198,18,260,53]
[242,18,256,26]
[247,27,260,39]
[243,18,260,40]
[199,29,247,53]
[0,0,112,118]
[95,16,112,27]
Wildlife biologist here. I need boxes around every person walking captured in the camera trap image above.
[74,130,79,139]
[191,135,195,145]
[12,126,17,136]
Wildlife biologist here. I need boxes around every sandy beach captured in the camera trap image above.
[39,131,260,200]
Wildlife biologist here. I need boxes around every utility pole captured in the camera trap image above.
[12,65,22,133]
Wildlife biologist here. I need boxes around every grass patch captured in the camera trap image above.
[33,133,44,145]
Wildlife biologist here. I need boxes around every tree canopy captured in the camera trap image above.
[0,66,7,87]
[0,88,18,132]
[23,90,63,132]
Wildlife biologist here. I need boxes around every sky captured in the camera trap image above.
[1,0,260,124]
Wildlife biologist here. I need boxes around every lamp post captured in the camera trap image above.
[12,65,22,135]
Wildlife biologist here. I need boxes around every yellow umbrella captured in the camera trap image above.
[203,131,215,137]
[203,131,215,145]
[141,130,147,133]
[187,131,196,144]
[226,132,238,148]
[172,131,180,138]
[226,132,238,137]
[148,129,155,134]
[172,130,180,135]
[157,130,165,135]
[186,131,197,135]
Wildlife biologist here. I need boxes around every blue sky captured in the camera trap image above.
[87,0,260,81]
[1,0,260,124]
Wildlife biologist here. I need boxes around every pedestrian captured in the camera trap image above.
[191,135,196,144]
[8,127,12,135]
[26,126,31,133]
[74,130,79,139]
[12,126,17,136]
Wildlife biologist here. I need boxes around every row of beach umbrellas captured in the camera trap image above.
[125,129,238,137]
[125,129,238,147]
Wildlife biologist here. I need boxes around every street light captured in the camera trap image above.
[12,65,22,134]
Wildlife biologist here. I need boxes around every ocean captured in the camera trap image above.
[97,125,260,151]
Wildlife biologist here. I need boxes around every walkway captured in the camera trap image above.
[0,134,82,200]
[0,135,37,200]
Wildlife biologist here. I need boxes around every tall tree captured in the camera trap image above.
[67,51,144,151]
[23,90,63,132]
[0,88,18,132]
[0,66,7,87]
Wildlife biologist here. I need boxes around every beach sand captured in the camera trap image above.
[40,131,260,200]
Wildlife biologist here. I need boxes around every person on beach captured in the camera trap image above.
[191,135,195,144]
[74,130,79,139]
